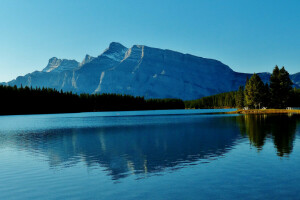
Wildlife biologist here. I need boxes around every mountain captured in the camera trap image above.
[291,73,300,87]
[42,57,79,72]
[3,42,300,100]
[79,54,95,67]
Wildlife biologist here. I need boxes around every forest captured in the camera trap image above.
[1,66,299,115]
[185,66,300,109]
[0,85,184,115]
[184,91,238,109]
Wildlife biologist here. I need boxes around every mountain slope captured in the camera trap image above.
[4,42,300,100]
[291,73,300,87]
[42,57,79,72]
[73,42,128,94]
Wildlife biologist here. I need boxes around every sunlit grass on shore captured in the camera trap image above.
[228,109,300,114]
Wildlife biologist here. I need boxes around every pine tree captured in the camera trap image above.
[236,86,244,108]
[279,67,293,108]
[270,66,293,108]
[244,73,265,109]
[270,66,281,107]
[262,83,271,108]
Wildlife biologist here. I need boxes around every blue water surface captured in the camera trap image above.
[0,109,299,200]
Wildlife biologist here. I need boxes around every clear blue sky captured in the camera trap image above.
[0,0,299,82]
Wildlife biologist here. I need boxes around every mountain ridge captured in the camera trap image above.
[3,42,300,100]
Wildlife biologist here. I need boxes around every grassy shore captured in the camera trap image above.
[227,109,300,114]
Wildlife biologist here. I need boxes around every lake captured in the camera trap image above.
[0,109,300,200]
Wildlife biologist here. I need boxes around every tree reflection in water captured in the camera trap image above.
[236,114,299,157]
[0,113,299,180]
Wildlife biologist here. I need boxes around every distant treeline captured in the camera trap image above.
[184,88,300,109]
[185,66,300,109]
[0,85,184,115]
[185,91,238,109]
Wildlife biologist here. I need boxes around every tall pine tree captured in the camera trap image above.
[270,66,281,107]
[270,66,293,108]
[262,83,271,108]
[279,67,293,107]
[236,86,245,108]
[244,73,265,109]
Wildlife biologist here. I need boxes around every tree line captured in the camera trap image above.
[0,85,185,115]
[1,66,298,114]
[185,66,300,109]
[184,91,237,109]
[239,66,296,109]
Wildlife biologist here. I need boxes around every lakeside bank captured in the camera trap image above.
[227,109,300,114]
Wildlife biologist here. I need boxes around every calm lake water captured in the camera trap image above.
[1,109,300,200]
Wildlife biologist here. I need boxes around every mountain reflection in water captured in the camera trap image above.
[0,113,299,180]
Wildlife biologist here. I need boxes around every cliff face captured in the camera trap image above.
[5,42,299,100]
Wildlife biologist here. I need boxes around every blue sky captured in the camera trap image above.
[0,0,299,82]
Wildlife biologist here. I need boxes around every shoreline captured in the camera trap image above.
[226,109,300,114]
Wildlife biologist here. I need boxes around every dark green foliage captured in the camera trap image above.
[270,66,293,108]
[244,73,265,108]
[262,83,271,107]
[279,67,293,107]
[270,66,283,107]
[235,86,244,108]
[185,91,237,109]
[185,67,300,109]
[0,85,184,115]
[290,88,300,107]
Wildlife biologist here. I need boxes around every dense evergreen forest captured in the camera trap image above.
[185,88,300,109]
[0,85,184,115]
[184,91,238,109]
[1,66,299,114]
[185,66,300,109]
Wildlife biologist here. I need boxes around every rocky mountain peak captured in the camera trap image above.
[80,54,95,66]
[108,42,127,50]
[42,57,62,72]
[5,42,300,100]
[42,57,79,72]
[101,42,128,62]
